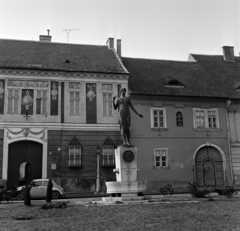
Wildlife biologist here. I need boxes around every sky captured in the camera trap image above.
[0,0,239,61]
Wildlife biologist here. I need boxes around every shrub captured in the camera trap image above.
[214,186,238,198]
[159,184,174,196]
[187,182,210,198]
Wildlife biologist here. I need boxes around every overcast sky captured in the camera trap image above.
[0,0,239,60]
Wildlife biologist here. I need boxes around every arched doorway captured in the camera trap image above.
[195,146,224,186]
[7,141,42,187]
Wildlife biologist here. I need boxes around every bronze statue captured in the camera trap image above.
[113,88,143,146]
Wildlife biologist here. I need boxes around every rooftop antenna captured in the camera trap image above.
[62,29,79,43]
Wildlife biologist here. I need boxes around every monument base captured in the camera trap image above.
[106,181,147,194]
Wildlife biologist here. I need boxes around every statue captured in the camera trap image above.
[113,88,143,146]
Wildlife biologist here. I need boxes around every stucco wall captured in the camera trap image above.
[129,97,231,188]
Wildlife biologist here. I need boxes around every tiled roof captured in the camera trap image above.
[122,56,240,99]
[122,57,217,97]
[0,39,128,74]
[190,54,240,99]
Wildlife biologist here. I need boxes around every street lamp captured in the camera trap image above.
[96,145,101,192]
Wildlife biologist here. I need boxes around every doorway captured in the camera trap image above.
[7,141,42,188]
[195,146,224,186]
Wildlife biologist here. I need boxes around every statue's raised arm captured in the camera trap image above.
[113,88,143,146]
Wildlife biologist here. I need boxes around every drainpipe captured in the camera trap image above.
[226,99,234,186]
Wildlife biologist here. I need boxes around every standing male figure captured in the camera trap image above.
[113,88,143,146]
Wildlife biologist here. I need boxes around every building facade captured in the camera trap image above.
[122,55,234,193]
[1,34,239,194]
[190,47,240,188]
[0,35,128,192]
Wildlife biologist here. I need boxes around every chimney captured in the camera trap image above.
[222,46,235,61]
[117,39,121,58]
[39,30,52,42]
[106,37,114,49]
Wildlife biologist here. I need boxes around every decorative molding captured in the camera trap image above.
[0,70,128,80]
[7,128,45,135]
[7,128,46,140]
[7,80,49,88]
[69,82,81,89]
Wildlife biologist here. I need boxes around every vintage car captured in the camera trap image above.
[16,179,64,200]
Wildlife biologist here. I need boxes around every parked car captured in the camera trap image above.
[16,179,64,200]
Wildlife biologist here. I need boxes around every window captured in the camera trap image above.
[150,107,167,129]
[153,148,169,168]
[102,146,115,166]
[101,136,115,167]
[193,108,219,129]
[36,90,48,115]
[43,181,49,187]
[68,136,82,167]
[70,91,81,115]
[164,78,183,88]
[7,89,20,114]
[32,180,42,187]
[102,84,113,116]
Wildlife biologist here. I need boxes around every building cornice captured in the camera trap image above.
[0,123,120,131]
[0,69,129,80]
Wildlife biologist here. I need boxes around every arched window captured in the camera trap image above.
[68,136,82,167]
[101,136,115,166]
[176,111,183,127]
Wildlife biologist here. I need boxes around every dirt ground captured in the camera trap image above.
[0,198,240,231]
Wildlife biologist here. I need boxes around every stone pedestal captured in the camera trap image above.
[115,145,138,182]
[105,145,147,199]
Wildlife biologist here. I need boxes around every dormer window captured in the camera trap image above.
[165,78,184,88]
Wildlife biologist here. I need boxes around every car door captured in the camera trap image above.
[30,180,43,198]
[42,180,49,197]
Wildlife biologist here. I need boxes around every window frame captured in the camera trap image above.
[193,108,220,130]
[36,89,48,115]
[102,84,113,117]
[150,107,167,130]
[153,148,169,169]
[7,88,21,114]
[102,145,115,167]
[68,144,82,167]
[69,90,81,116]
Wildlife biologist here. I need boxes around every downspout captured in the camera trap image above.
[226,99,234,186]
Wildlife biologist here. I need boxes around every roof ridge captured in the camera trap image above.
[111,49,129,74]
[0,38,107,47]
[122,56,190,63]
[190,53,223,57]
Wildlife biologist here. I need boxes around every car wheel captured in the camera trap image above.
[16,191,24,200]
[52,191,60,199]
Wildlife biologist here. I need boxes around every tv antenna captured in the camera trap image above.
[62,29,79,43]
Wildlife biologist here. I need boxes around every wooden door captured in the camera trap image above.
[86,83,97,123]
[195,146,224,186]
[204,161,216,186]
[8,141,42,188]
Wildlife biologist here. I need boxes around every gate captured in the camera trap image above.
[195,146,224,186]
[7,141,42,188]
